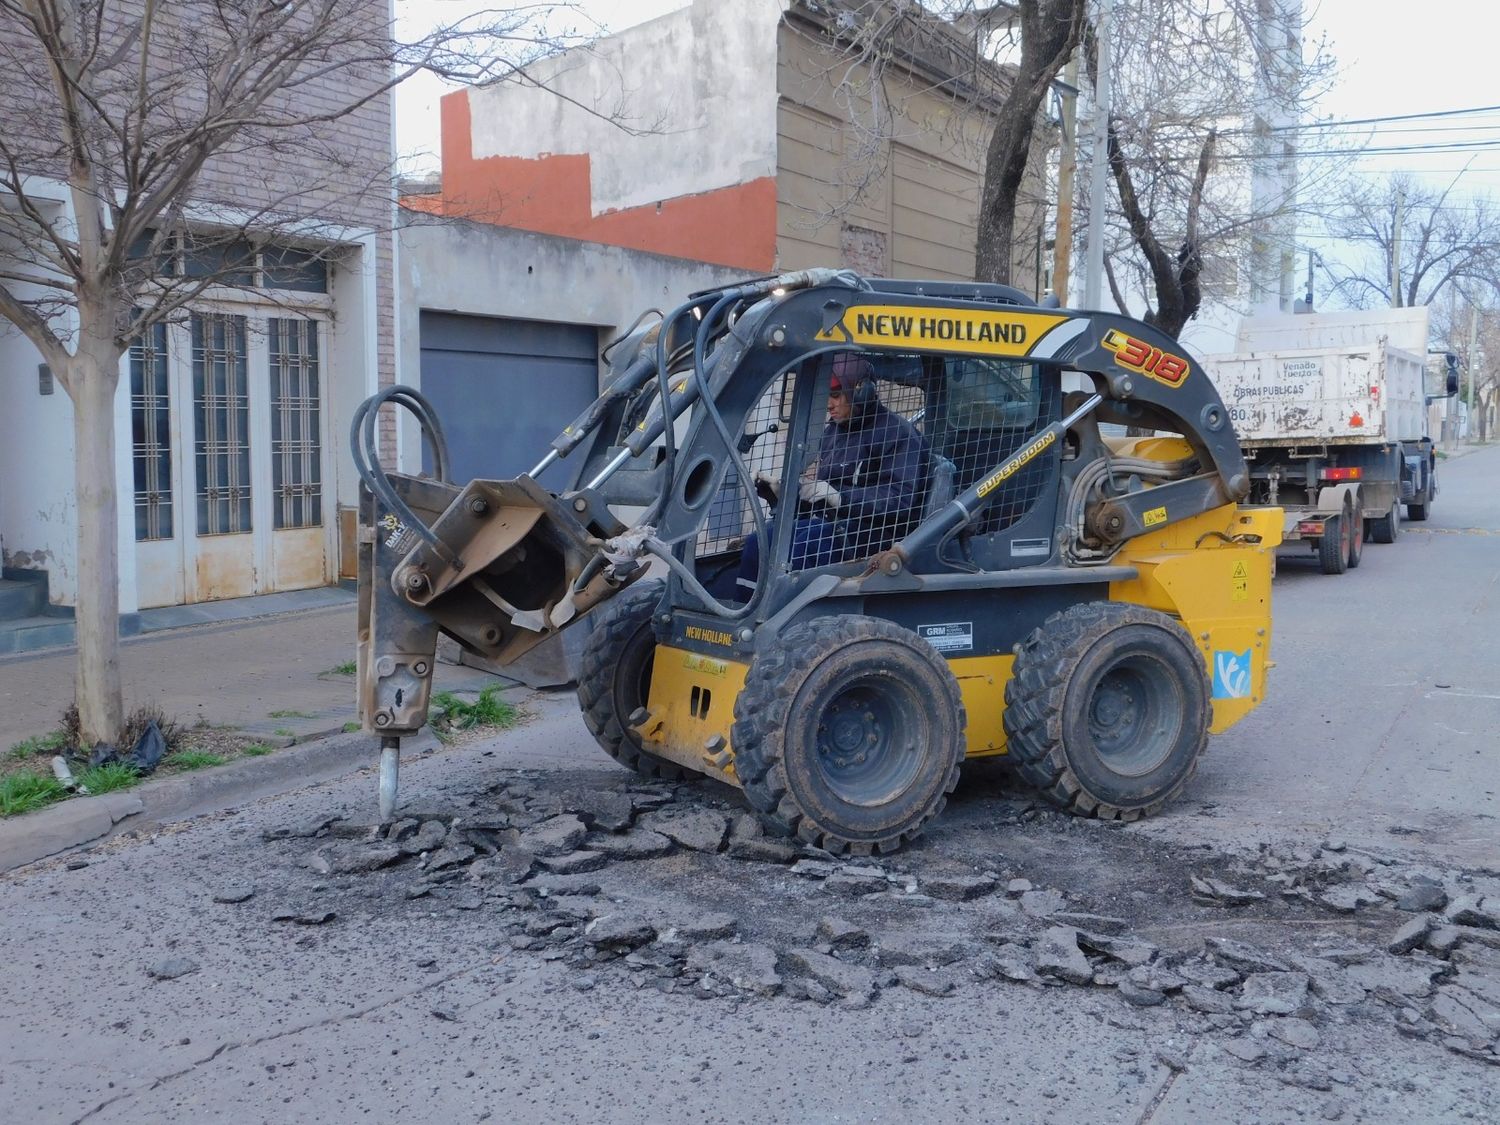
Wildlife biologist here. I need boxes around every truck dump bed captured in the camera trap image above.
[1205,344,1427,446]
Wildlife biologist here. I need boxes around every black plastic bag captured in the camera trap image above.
[126,720,168,774]
[87,742,119,768]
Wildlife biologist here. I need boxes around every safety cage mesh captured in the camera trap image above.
[696,350,1058,592]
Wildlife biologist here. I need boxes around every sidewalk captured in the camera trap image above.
[0,596,508,751]
[1439,439,1496,460]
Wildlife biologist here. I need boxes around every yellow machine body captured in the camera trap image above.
[639,500,1281,783]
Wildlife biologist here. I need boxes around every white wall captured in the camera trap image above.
[396,214,747,474]
[467,0,785,215]
[0,323,77,602]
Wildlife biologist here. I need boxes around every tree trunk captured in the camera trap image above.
[974,0,1086,286]
[70,325,125,747]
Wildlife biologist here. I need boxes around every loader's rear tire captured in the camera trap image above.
[1346,503,1365,569]
[1004,603,1209,822]
[731,615,965,856]
[577,580,701,782]
[1369,499,1400,544]
[1318,513,1349,575]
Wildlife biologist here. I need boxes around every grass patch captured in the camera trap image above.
[268,709,312,719]
[431,685,518,742]
[273,727,295,738]
[75,763,141,795]
[329,661,357,676]
[241,744,274,757]
[0,771,69,816]
[169,751,227,771]
[342,721,360,733]
[8,730,68,761]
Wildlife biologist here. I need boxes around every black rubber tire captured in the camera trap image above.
[1369,499,1400,544]
[731,615,965,856]
[1004,602,1210,822]
[576,580,701,782]
[1318,513,1349,575]
[1406,485,1430,522]
[1346,503,1365,569]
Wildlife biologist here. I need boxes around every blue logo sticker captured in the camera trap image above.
[1212,650,1252,699]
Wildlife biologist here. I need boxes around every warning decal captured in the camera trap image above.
[817,306,1068,358]
[1231,560,1250,602]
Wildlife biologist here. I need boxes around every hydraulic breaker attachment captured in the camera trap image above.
[358,472,643,737]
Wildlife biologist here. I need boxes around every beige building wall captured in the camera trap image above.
[773,18,1049,294]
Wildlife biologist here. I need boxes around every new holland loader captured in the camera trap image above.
[354,270,1279,855]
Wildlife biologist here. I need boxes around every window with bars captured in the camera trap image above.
[130,320,173,541]
[269,318,323,529]
[192,313,252,536]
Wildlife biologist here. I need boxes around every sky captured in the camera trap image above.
[1301,0,1500,195]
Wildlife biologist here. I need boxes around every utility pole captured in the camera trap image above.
[1390,184,1405,308]
[1468,302,1478,439]
[1053,54,1081,304]
[1248,0,1302,316]
[1083,0,1112,310]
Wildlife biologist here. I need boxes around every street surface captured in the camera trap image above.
[1,447,1496,1124]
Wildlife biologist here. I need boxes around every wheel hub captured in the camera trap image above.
[813,681,919,805]
[1086,656,1179,777]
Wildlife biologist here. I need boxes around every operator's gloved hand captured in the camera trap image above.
[799,478,841,511]
[754,471,780,506]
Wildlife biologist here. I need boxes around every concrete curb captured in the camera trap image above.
[0,730,438,874]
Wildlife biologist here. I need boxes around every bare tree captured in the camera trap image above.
[973,0,1085,285]
[0,0,582,746]
[1077,0,1337,338]
[1321,174,1500,311]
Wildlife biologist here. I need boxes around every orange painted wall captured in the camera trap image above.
[435,91,777,273]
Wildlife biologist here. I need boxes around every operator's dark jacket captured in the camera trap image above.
[818,394,928,553]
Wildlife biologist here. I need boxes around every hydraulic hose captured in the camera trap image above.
[350,385,457,567]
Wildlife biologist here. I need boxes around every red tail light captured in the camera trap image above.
[1321,467,1363,481]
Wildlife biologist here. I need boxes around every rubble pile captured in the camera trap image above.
[248,770,1500,1075]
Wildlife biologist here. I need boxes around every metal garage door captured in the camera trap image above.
[418,312,599,486]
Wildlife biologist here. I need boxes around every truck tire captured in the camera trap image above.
[731,615,965,856]
[1318,513,1349,575]
[577,580,701,782]
[1369,500,1400,544]
[1406,482,1431,522]
[1004,602,1209,822]
[1346,504,1365,569]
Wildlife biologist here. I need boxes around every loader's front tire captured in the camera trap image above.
[577,580,701,782]
[1004,603,1209,822]
[731,616,965,856]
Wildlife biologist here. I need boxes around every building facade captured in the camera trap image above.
[420,0,1042,288]
[0,1,394,625]
[397,0,1048,478]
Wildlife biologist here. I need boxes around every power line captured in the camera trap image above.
[1268,103,1500,134]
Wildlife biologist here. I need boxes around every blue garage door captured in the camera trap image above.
[419,312,599,486]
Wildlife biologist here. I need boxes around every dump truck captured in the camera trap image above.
[355,270,1281,855]
[1202,309,1459,574]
